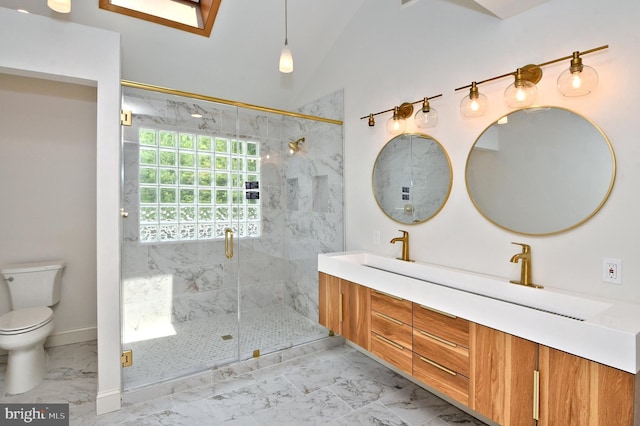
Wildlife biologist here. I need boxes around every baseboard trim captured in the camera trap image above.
[96,389,121,415]
[0,326,98,356]
[45,326,97,348]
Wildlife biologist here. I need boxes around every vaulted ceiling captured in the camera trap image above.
[0,0,551,109]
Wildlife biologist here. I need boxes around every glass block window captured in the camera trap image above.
[138,128,261,243]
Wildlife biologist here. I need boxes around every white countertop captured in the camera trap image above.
[318,251,640,374]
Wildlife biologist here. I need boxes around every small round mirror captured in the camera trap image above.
[466,107,615,235]
[373,133,452,224]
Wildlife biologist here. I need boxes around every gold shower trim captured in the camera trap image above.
[121,80,344,126]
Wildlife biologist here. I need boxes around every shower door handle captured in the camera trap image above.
[225,228,234,259]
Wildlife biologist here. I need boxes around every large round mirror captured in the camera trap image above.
[466,107,615,235]
[373,133,452,224]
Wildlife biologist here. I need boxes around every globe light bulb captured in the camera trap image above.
[504,69,537,109]
[460,82,488,118]
[557,52,598,97]
[414,107,438,128]
[386,114,407,133]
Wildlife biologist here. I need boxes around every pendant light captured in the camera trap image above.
[279,0,293,73]
[48,0,71,13]
[557,51,598,97]
[460,82,488,118]
[414,97,439,128]
[504,68,538,108]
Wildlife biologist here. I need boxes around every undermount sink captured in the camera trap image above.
[321,251,611,321]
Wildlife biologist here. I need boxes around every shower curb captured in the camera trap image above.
[121,334,345,407]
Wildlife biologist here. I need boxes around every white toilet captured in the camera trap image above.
[0,260,65,394]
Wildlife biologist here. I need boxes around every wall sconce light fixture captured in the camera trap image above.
[456,45,608,117]
[361,94,442,132]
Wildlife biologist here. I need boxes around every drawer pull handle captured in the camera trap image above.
[419,356,457,376]
[418,330,457,348]
[418,304,457,319]
[533,370,540,421]
[376,312,404,326]
[339,293,343,322]
[374,290,404,301]
[375,334,405,351]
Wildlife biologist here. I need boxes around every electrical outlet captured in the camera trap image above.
[602,258,622,284]
[373,230,381,245]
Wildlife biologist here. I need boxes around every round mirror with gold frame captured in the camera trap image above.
[465,106,616,235]
[373,133,452,224]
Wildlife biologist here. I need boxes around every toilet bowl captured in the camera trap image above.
[0,261,65,395]
[0,307,54,394]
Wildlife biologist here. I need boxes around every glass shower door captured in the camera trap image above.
[120,85,241,390]
[118,82,345,392]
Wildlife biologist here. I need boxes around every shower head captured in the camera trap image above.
[288,137,305,152]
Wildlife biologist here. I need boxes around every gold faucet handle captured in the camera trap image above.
[511,242,530,253]
[398,230,408,237]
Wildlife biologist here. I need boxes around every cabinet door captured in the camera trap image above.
[470,323,537,426]
[342,279,370,350]
[538,345,634,426]
[318,272,340,333]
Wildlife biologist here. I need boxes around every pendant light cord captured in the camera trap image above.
[284,0,288,44]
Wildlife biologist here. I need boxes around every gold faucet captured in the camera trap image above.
[390,230,413,262]
[509,242,543,288]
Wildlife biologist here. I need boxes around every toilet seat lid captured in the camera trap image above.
[0,307,53,334]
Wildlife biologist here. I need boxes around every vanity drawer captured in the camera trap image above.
[371,311,413,350]
[371,290,412,325]
[413,354,469,405]
[371,332,412,374]
[413,304,469,348]
[413,328,469,377]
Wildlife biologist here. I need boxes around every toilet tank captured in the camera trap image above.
[1,261,66,309]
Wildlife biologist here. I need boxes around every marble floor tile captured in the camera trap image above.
[0,341,489,426]
[380,383,453,426]
[254,388,352,425]
[332,401,410,425]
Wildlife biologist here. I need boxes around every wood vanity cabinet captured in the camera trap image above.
[538,345,635,425]
[470,323,636,426]
[318,272,370,350]
[370,290,413,374]
[470,323,537,425]
[413,303,471,405]
[319,272,638,425]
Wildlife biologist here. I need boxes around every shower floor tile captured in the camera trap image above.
[122,305,328,390]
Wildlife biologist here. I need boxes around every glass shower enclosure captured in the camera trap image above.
[119,83,344,390]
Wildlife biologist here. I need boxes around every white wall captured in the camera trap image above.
[0,0,363,112]
[0,75,97,340]
[297,0,640,303]
[0,8,122,414]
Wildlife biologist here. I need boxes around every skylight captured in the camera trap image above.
[99,0,221,37]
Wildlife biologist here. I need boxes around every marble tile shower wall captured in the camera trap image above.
[121,88,343,339]
[282,90,344,320]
